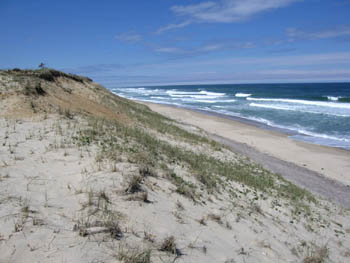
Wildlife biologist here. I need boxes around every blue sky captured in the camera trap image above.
[1,0,350,87]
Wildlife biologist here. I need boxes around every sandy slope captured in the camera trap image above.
[1,116,350,263]
[143,102,350,186]
[1,70,350,262]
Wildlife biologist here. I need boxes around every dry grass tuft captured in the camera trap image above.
[126,175,143,193]
[118,248,151,263]
[159,236,179,255]
[139,166,157,178]
[74,215,123,239]
[303,244,329,263]
[126,192,150,203]
[208,213,223,225]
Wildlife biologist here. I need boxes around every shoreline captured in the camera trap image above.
[182,106,350,151]
[140,101,350,189]
[134,98,350,151]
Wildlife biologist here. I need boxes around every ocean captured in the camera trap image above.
[110,83,350,150]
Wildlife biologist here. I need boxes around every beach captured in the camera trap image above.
[143,102,350,187]
[1,69,350,263]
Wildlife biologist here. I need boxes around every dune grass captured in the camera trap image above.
[73,113,316,213]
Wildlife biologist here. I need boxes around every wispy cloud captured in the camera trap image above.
[171,0,300,23]
[154,40,255,55]
[268,48,297,54]
[154,21,192,35]
[154,47,185,54]
[155,0,300,34]
[115,32,142,43]
[286,26,350,40]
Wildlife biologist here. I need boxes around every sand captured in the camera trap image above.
[143,102,350,187]
[1,116,349,263]
[1,70,350,262]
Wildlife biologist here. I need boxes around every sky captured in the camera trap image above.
[1,0,350,87]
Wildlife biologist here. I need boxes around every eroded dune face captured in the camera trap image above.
[0,69,349,263]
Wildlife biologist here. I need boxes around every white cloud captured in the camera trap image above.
[286,26,350,40]
[155,0,300,34]
[154,20,191,34]
[154,47,184,54]
[171,0,300,23]
[115,32,142,42]
[154,40,255,55]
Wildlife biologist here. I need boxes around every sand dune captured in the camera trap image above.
[1,69,349,262]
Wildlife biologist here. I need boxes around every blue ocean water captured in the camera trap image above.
[110,83,350,150]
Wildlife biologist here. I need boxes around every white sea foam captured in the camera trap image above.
[119,87,164,96]
[169,94,222,99]
[220,99,237,103]
[242,115,350,143]
[199,90,226,96]
[198,108,350,144]
[247,97,350,109]
[150,96,167,100]
[166,90,225,99]
[173,97,236,104]
[112,92,132,99]
[249,103,350,117]
[166,90,200,95]
[178,98,218,103]
[235,93,252,97]
[326,96,342,101]
[294,129,350,142]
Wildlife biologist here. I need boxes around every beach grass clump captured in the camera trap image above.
[125,175,143,194]
[278,179,316,204]
[303,244,329,263]
[139,166,157,178]
[74,209,123,239]
[175,183,197,201]
[159,236,179,255]
[24,82,46,96]
[117,248,152,263]
[207,213,223,225]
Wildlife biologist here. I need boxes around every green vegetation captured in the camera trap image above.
[101,94,220,146]
[72,107,316,214]
[24,82,46,96]
[117,248,152,263]
[170,172,197,200]
[5,68,92,83]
